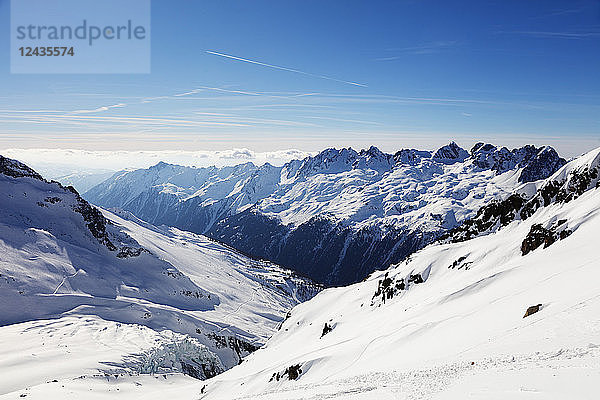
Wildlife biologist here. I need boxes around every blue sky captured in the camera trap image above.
[0,0,599,157]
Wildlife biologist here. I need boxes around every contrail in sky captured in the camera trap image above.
[206,50,367,88]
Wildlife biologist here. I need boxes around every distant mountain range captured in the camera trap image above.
[85,142,566,286]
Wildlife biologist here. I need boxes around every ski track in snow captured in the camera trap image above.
[52,269,81,295]
[215,346,600,400]
[217,289,259,334]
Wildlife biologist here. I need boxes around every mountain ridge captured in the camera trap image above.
[84,142,566,285]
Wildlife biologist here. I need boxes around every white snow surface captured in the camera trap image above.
[0,316,221,396]
[197,147,600,399]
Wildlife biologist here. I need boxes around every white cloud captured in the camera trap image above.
[71,103,127,114]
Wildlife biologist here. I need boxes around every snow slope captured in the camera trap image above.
[0,155,320,395]
[103,208,321,342]
[0,316,221,396]
[85,143,566,285]
[198,147,600,399]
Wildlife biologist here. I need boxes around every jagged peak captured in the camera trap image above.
[147,161,187,172]
[393,148,432,165]
[470,142,497,155]
[354,146,394,171]
[292,147,359,178]
[468,143,565,183]
[432,142,469,164]
[518,145,566,183]
[234,161,258,170]
[314,147,359,160]
[358,145,385,157]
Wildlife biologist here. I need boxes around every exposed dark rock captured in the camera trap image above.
[321,323,333,338]
[44,196,62,204]
[270,364,303,382]
[521,219,574,256]
[0,155,43,180]
[523,304,542,318]
[285,364,302,380]
[519,147,566,183]
[521,224,556,256]
[450,255,468,269]
[71,195,117,251]
[277,311,292,331]
[205,332,260,364]
[439,194,525,243]
[116,246,146,258]
[559,229,572,240]
[372,270,425,305]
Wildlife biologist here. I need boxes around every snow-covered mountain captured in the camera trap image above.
[0,156,320,395]
[86,142,566,286]
[198,147,600,400]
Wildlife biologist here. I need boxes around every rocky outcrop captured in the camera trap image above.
[71,192,118,251]
[523,304,542,318]
[439,194,526,243]
[371,271,425,305]
[521,222,572,256]
[0,155,44,180]
[270,364,303,381]
[205,332,260,364]
[321,323,333,338]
